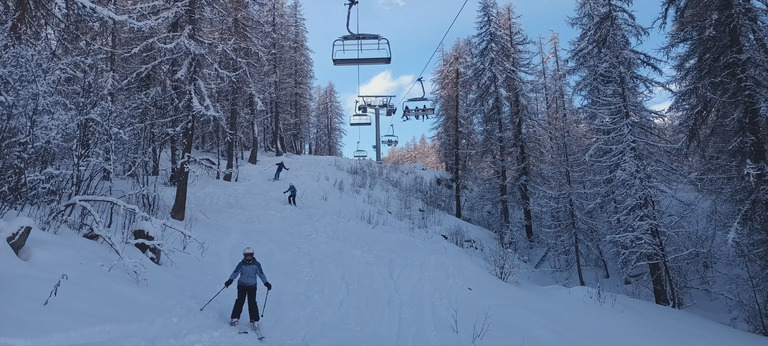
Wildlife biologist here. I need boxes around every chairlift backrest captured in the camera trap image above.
[354,149,368,158]
[349,113,372,126]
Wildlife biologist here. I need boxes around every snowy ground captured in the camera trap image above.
[1,154,766,346]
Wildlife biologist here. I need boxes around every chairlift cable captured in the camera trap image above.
[397,0,470,106]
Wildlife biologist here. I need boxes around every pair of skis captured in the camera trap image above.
[235,322,265,340]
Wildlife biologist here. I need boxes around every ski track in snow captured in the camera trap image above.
[164,158,462,345]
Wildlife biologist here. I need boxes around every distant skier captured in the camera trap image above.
[283,183,297,206]
[225,247,272,330]
[274,161,289,180]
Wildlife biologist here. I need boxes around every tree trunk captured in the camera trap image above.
[273,99,282,157]
[453,67,462,219]
[648,260,670,306]
[247,97,259,164]
[496,98,510,243]
[224,85,238,182]
[169,131,179,186]
[512,91,534,243]
[567,165,585,286]
[170,111,195,221]
[170,0,198,221]
[649,224,670,306]
[518,141,534,243]
[215,119,221,180]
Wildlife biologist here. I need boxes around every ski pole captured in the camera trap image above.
[261,290,269,317]
[200,286,226,311]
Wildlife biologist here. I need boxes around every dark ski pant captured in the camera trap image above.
[231,285,259,322]
[274,170,282,180]
[288,194,296,205]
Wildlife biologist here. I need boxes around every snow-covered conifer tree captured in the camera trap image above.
[282,0,314,155]
[661,0,768,332]
[570,0,679,306]
[311,82,346,157]
[257,0,289,156]
[433,38,477,219]
[471,0,514,240]
[498,3,536,244]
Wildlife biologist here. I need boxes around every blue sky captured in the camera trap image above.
[301,0,666,159]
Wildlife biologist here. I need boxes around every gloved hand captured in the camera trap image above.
[225,279,233,288]
[264,282,272,291]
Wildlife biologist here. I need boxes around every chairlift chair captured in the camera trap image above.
[332,1,392,66]
[349,113,372,126]
[381,124,399,147]
[349,100,372,126]
[353,142,368,159]
[401,77,435,120]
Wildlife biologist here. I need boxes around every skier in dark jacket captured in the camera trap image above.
[283,183,297,206]
[226,247,272,330]
[274,161,288,180]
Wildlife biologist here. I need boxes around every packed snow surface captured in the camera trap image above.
[1,155,766,346]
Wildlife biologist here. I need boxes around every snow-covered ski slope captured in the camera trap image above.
[1,154,766,346]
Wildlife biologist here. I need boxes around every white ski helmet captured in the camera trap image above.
[243,247,254,255]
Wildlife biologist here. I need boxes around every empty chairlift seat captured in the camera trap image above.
[332,34,392,66]
[353,149,368,158]
[332,0,392,66]
[349,113,372,126]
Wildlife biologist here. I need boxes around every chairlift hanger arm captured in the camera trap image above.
[345,0,359,35]
[417,77,426,99]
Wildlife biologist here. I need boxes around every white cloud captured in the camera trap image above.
[360,70,413,95]
[342,71,415,115]
[377,0,406,10]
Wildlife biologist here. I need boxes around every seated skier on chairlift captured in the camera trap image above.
[414,106,420,120]
[402,105,410,121]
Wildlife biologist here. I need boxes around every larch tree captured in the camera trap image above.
[570,0,679,307]
[432,38,476,219]
[311,82,346,157]
[535,32,590,286]
[169,0,221,221]
[282,0,314,155]
[498,3,536,244]
[0,0,65,215]
[257,0,289,156]
[660,0,768,333]
[217,0,265,181]
[471,0,513,242]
